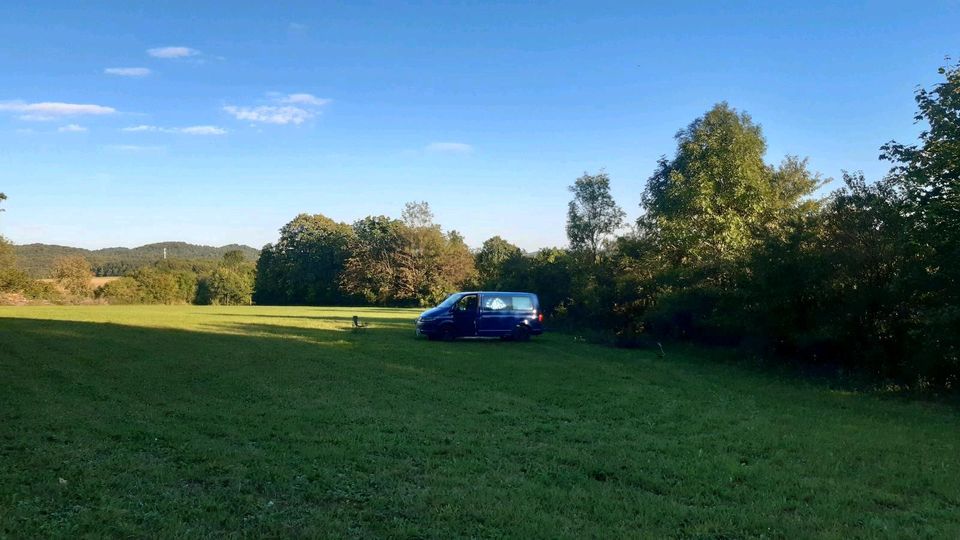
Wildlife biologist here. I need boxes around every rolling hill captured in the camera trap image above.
[14,242,259,277]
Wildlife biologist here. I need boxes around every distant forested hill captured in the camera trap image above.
[14,242,259,277]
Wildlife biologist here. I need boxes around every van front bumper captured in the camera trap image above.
[415,319,438,336]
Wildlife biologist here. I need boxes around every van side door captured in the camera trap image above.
[452,294,479,336]
[476,293,514,335]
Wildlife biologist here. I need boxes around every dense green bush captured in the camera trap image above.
[93,277,142,304]
[0,268,63,302]
[52,256,93,297]
[206,267,254,305]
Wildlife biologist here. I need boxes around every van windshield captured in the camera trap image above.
[436,294,462,309]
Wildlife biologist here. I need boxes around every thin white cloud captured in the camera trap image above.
[58,124,87,133]
[278,93,330,106]
[180,125,226,135]
[223,105,313,125]
[121,124,226,135]
[223,93,331,125]
[147,46,198,58]
[426,142,473,153]
[105,144,165,152]
[288,22,308,31]
[0,101,116,121]
[104,67,151,77]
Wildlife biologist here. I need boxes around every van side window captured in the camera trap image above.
[482,295,510,311]
[511,295,534,311]
[456,294,478,312]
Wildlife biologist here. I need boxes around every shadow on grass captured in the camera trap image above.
[209,312,418,326]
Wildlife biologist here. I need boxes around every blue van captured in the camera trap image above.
[415,291,544,341]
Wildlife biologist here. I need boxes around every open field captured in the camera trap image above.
[1,306,958,537]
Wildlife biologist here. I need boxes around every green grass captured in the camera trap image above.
[1,306,958,538]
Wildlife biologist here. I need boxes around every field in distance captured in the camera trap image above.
[1,305,958,537]
[38,276,120,288]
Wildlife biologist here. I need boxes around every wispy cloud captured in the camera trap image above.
[104,144,166,152]
[180,125,226,135]
[224,93,331,125]
[277,93,331,107]
[0,101,116,121]
[223,106,312,125]
[121,124,227,135]
[104,67,151,77]
[104,144,167,154]
[426,142,473,154]
[58,124,87,133]
[147,46,198,59]
[288,22,308,31]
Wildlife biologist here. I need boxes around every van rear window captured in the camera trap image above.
[481,294,534,311]
[511,296,534,311]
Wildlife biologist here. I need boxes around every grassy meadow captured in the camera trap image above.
[1,305,958,537]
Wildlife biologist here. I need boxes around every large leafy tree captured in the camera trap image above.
[640,103,820,272]
[253,213,354,305]
[880,60,960,381]
[207,266,254,305]
[640,103,771,268]
[566,171,625,262]
[400,201,476,305]
[52,255,93,297]
[474,236,523,290]
[880,61,959,293]
[340,216,418,304]
[881,61,959,237]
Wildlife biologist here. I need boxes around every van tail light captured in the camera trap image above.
[538,313,544,323]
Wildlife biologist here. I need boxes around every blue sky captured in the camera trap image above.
[0,1,957,251]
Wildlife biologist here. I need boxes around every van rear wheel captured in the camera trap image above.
[513,325,530,342]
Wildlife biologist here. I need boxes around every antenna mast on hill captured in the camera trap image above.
[163,247,167,260]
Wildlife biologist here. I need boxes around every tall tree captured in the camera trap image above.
[566,171,625,262]
[254,214,354,305]
[639,103,820,271]
[475,236,523,289]
[52,256,93,297]
[221,249,247,267]
[400,202,476,305]
[880,60,960,381]
[881,60,959,238]
[340,216,417,304]
[401,201,434,229]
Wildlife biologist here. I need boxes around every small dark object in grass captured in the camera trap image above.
[352,316,366,329]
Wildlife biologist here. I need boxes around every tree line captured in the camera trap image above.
[11,242,259,278]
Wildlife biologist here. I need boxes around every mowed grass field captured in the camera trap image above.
[1,306,958,538]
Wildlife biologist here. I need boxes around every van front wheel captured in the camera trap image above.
[438,325,456,342]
